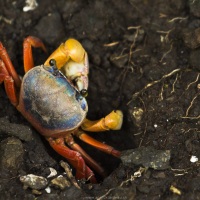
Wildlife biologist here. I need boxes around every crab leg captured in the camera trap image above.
[74,130,121,158]
[23,36,47,73]
[0,42,21,88]
[47,137,97,183]
[65,134,106,178]
[0,60,19,106]
[81,110,123,132]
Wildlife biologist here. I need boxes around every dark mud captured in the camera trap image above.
[0,0,200,199]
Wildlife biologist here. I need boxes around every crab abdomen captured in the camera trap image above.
[18,65,88,137]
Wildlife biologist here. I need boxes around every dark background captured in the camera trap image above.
[0,0,200,199]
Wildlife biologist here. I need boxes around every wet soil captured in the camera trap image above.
[0,0,200,199]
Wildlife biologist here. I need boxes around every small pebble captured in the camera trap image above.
[190,155,198,163]
[20,174,48,190]
[45,186,51,194]
[51,176,71,190]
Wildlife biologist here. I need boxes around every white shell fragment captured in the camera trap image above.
[23,0,38,12]
[20,174,48,190]
[47,167,57,178]
[190,155,198,163]
[45,186,51,194]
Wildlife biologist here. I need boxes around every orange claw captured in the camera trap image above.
[44,38,85,69]
[81,110,123,132]
[23,36,47,73]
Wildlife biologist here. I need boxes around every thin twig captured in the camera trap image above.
[97,167,145,200]
[184,93,200,117]
[127,68,181,105]
[60,160,80,189]
[186,73,200,90]
[168,17,188,23]
[104,41,119,47]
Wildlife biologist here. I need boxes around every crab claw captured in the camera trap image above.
[61,53,89,93]
[44,39,89,93]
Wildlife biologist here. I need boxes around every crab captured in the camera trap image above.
[0,36,123,183]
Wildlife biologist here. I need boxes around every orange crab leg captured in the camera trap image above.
[75,130,121,158]
[0,60,18,106]
[23,36,47,73]
[65,134,106,178]
[0,42,21,88]
[0,60,10,81]
[3,77,18,106]
[47,137,97,183]
[81,110,123,132]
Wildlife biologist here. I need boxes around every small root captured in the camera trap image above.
[97,167,145,200]
[184,93,200,117]
[185,73,200,90]
[127,68,181,105]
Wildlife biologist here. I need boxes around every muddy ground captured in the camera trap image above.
[0,0,200,199]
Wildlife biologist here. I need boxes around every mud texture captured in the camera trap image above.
[1,0,200,199]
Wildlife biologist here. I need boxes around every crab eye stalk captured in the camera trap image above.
[48,59,60,76]
[80,89,88,97]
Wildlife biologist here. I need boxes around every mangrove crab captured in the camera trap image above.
[0,36,123,183]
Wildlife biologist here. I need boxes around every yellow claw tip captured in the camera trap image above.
[64,39,85,63]
[105,110,123,130]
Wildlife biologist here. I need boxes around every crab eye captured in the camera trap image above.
[48,59,60,76]
[49,59,56,66]
[80,89,88,97]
